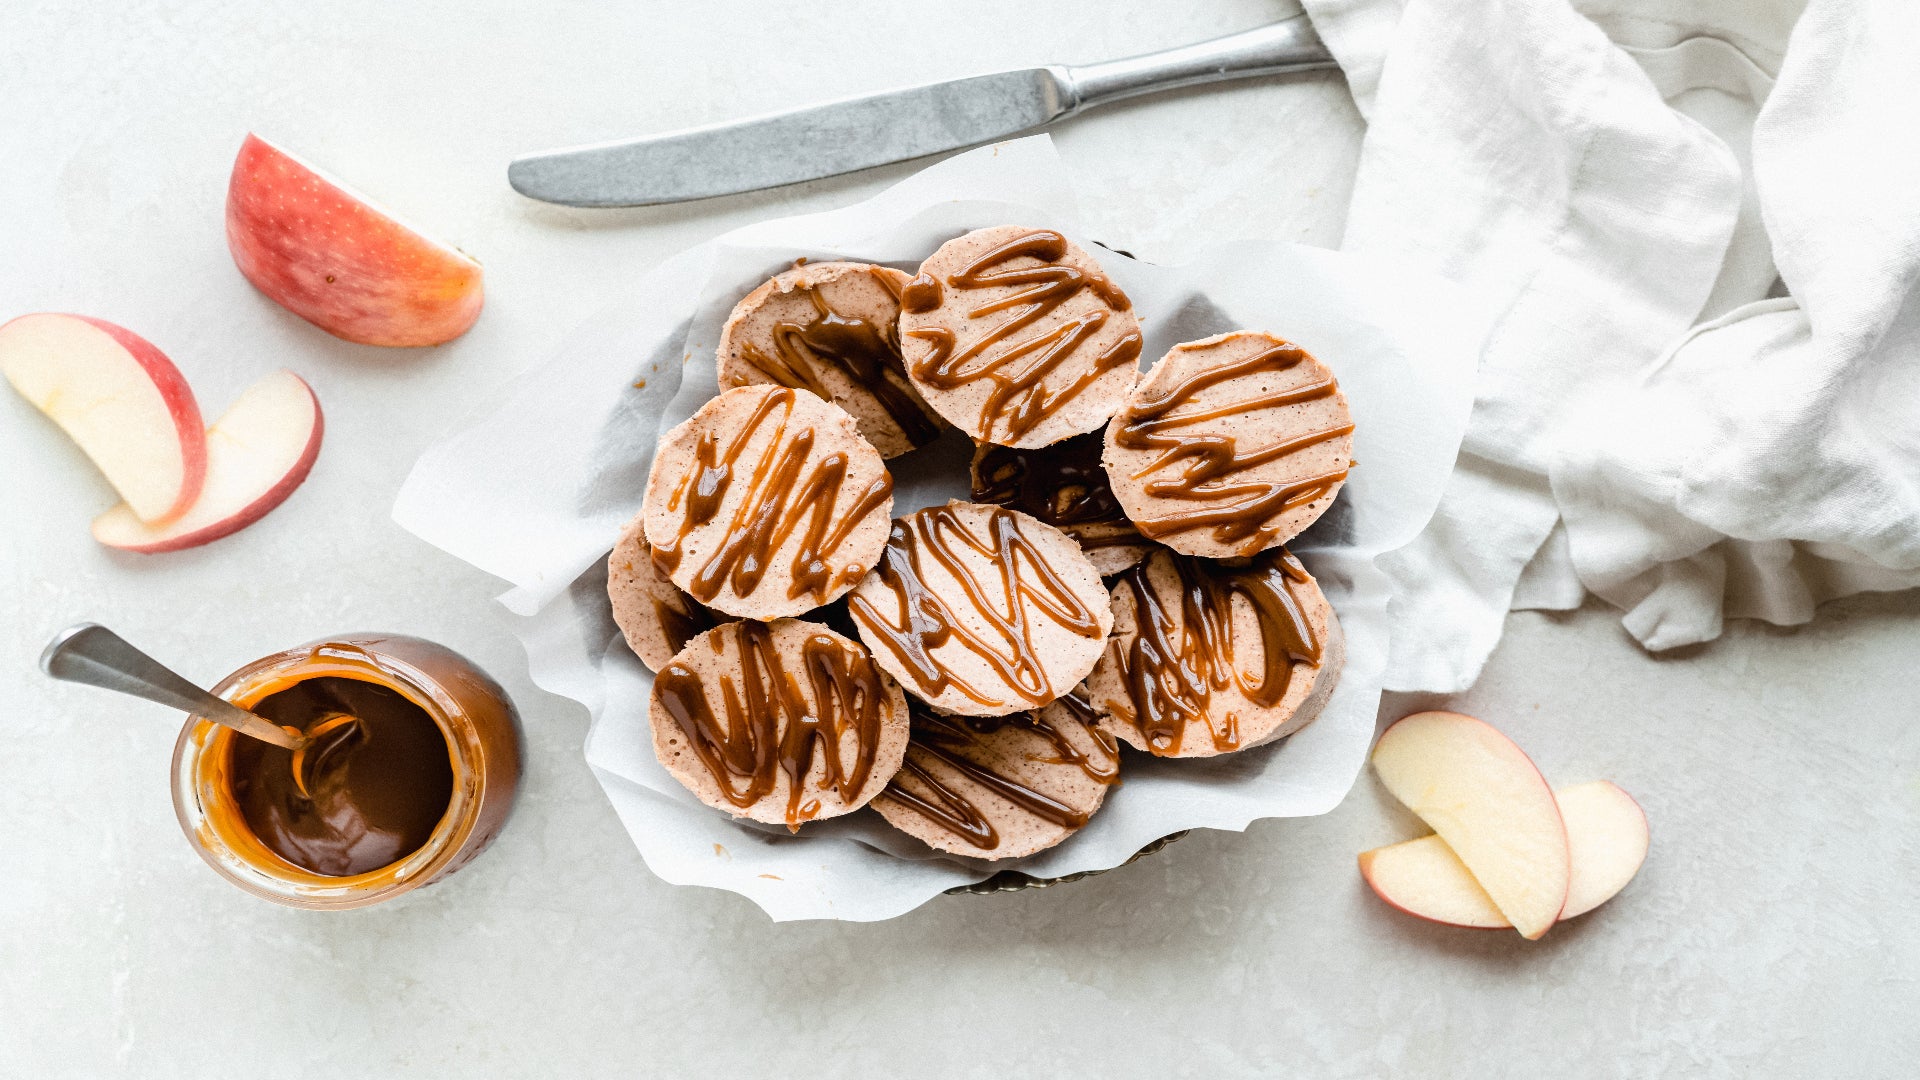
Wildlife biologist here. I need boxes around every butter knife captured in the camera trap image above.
[509,16,1335,208]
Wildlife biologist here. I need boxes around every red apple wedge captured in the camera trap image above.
[1,313,207,524]
[226,133,483,347]
[92,370,323,552]
[1554,781,1650,917]
[1359,832,1508,929]
[1360,781,1650,930]
[1370,711,1570,939]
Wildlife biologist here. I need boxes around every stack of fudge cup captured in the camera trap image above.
[606,227,1353,863]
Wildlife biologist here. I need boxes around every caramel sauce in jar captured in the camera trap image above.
[171,635,522,909]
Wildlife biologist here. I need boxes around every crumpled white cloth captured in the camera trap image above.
[1301,0,1920,688]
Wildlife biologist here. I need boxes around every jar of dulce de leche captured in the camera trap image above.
[171,635,522,909]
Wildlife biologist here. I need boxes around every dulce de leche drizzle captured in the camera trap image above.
[901,230,1142,442]
[1024,690,1121,785]
[652,595,715,657]
[228,676,454,877]
[880,694,1119,851]
[653,622,893,830]
[736,271,941,449]
[1110,548,1323,755]
[655,387,892,604]
[1111,340,1354,555]
[848,505,1104,711]
[972,430,1143,552]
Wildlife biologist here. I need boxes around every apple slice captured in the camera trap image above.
[1,313,207,524]
[226,133,483,347]
[1370,711,1570,939]
[1360,781,1650,929]
[1359,832,1507,929]
[1553,781,1650,918]
[92,370,323,552]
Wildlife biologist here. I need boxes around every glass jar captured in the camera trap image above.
[172,634,522,909]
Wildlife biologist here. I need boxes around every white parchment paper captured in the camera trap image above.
[393,136,1486,921]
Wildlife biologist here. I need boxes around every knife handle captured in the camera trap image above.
[1058,15,1337,114]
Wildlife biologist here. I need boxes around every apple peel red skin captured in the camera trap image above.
[0,313,207,525]
[91,372,324,554]
[225,134,483,347]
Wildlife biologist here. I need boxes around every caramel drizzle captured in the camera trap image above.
[656,388,893,604]
[1108,549,1322,756]
[1048,688,1122,775]
[879,695,1117,851]
[1111,342,1354,555]
[737,273,940,449]
[653,622,892,830]
[972,430,1144,553]
[883,755,997,848]
[902,230,1142,442]
[652,597,713,657]
[848,505,1104,711]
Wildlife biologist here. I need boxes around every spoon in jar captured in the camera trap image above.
[40,623,351,797]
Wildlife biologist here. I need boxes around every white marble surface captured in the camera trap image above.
[1,1,1914,1076]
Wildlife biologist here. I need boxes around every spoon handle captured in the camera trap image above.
[41,623,304,750]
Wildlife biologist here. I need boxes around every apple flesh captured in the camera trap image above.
[1554,781,1650,918]
[1360,781,1650,930]
[226,133,483,347]
[1,313,207,524]
[92,370,323,552]
[1359,832,1507,929]
[1371,711,1570,939]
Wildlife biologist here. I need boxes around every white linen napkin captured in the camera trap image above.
[1301,0,1920,688]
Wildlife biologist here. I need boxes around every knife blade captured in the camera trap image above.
[509,16,1334,208]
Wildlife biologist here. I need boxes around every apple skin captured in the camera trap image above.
[1371,710,1571,940]
[91,370,323,553]
[226,133,483,347]
[0,313,207,524]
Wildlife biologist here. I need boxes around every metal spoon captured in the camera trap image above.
[41,623,307,750]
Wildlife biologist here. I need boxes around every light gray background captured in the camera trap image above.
[2,1,1914,1076]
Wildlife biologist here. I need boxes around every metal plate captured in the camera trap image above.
[945,832,1189,896]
